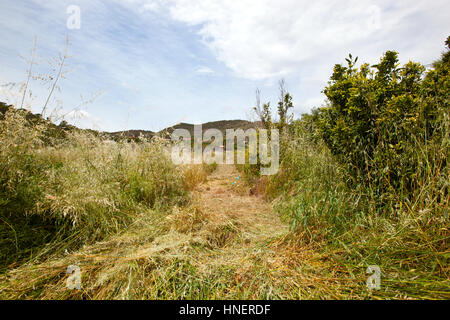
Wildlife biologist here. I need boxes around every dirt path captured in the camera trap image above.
[2,164,414,299]
[194,164,287,245]
[1,164,298,299]
[184,165,291,293]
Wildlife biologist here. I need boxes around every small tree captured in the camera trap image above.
[253,80,294,132]
[253,88,272,130]
[277,79,293,132]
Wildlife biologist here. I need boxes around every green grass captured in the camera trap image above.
[263,121,449,299]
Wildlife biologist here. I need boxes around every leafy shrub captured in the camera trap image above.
[263,38,449,298]
[315,41,449,205]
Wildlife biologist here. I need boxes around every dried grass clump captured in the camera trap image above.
[0,108,189,270]
[182,163,217,191]
[166,204,208,234]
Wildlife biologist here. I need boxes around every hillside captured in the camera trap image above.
[1,102,259,142]
[158,120,261,137]
[0,102,99,141]
[106,129,155,140]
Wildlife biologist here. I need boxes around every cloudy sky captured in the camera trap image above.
[0,0,449,131]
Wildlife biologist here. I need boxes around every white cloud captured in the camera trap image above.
[65,109,102,130]
[1,0,449,131]
[195,66,214,74]
[130,0,450,80]
[294,97,325,115]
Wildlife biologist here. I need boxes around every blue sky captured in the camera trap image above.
[1,0,449,132]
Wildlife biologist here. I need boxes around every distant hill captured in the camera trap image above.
[0,102,98,141]
[1,102,261,142]
[107,130,155,140]
[158,120,261,137]
[105,120,261,140]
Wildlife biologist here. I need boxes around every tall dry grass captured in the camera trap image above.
[0,107,215,271]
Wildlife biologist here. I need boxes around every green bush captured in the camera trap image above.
[263,38,449,298]
[315,40,449,205]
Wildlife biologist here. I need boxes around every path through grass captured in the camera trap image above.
[0,165,293,299]
[1,165,409,299]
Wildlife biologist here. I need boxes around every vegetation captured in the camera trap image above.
[255,37,449,299]
[0,37,448,300]
[0,105,218,271]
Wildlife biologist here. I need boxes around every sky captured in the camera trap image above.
[0,0,449,132]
